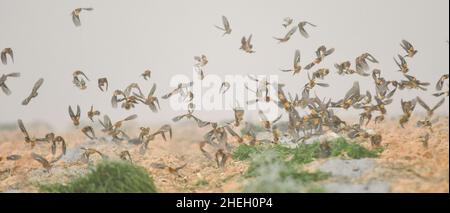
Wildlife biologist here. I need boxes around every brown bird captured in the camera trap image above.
[6,155,22,161]
[141,70,151,80]
[17,119,44,147]
[312,68,330,80]
[355,53,378,74]
[400,40,418,58]
[419,133,430,148]
[1,48,14,65]
[233,105,245,127]
[394,54,409,74]
[80,147,105,163]
[215,16,232,36]
[68,105,81,126]
[305,45,335,70]
[51,136,67,156]
[416,97,445,118]
[150,162,187,177]
[71,8,94,27]
[304,72,329,90]
[119,151,133,163]
[240,34,255,53]
[400,74,430,91]
[194,55,209,67]
[258,110,282,130]
[82,126,96,140]
[298,21,317,38]
[215,149,230,168]
[87,105,100,122]
[417,117,439,133]
[31,153,61,172]
[436,74,449,91]
[22,78,44,105]
[399,98,417,128]
[335,61,356,75]
[73,70,89,90]
[219,82,231,94]
[135,84,160,113]
[161,81,194,99]
[98,78,108,92]
[0,72,20,95]
[281,49,302,75]
[112,114,138,131]
[273,26,298,43]
[282,17,294,28]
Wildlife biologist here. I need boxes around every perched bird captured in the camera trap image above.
[240,35,255,53]
[68,105,81,126]
[1,48,14,65]
[0,72,20,95]
[400,40,418,58]
[298,21,317,38]
[281,49,302,75]
[22,78,44,106]
[215,16,232,36]
[71,8,94,27]
[98,78,108,92]
[273,26,298,43]
[141,70,151,80]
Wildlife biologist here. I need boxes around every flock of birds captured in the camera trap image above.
[1,9,449,175]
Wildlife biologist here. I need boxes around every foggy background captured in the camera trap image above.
[0,0,449,131]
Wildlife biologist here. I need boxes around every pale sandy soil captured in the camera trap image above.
[0,116,448,193]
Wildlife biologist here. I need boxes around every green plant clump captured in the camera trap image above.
[40,161,157,193]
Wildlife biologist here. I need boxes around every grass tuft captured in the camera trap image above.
[40,161,157,193]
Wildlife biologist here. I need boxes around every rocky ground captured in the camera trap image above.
[0,116,448,193]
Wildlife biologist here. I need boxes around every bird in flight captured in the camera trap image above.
[71,8,94,27]
[215,16,232,36]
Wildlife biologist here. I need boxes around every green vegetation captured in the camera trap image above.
[195,179,209,187]
[233,137,382,163]
[242,149,329,193]
[234,137,383,193]
[40,161,157,193]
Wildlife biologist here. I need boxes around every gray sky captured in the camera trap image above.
[0,0,449,130]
